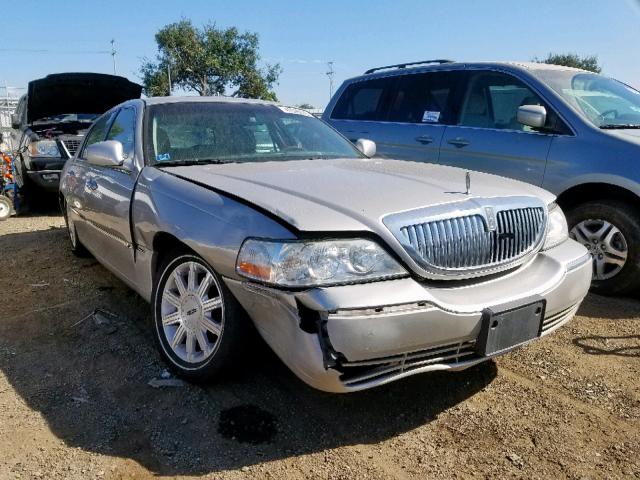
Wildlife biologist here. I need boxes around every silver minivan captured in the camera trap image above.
[324,60,640,295]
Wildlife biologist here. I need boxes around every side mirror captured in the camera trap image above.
[85,140,124,167]
[517,105,547,129]
[11,114,20,129]
[355,138,376,157]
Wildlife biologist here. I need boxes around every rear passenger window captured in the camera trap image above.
[330,77,395,121]
[387,72,457,123]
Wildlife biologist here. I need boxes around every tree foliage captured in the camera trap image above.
[534,53,602,73]
[296,103,315,110]
[140,19,281,99]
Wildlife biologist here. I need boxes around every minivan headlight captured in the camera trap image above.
[543,203,568,250]
[29,140,61,158]
[236,238,408,287]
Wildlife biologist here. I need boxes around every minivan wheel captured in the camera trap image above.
[566,200,640,296]
[152,251,246,382]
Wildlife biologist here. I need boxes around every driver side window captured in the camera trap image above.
[79,111,116,160]
[458,72,562,132]
[106,107,136,160]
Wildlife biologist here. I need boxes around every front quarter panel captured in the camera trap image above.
[131,167,296,300]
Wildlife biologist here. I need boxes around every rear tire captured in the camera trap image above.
[566,200,640,296]
[0,196,11,221]
[151,250,247,383]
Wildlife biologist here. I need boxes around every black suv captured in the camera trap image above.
[10,73,141,204]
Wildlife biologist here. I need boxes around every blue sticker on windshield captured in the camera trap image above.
[156,153,171,161]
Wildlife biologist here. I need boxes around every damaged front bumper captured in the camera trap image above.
[224,240,592,393]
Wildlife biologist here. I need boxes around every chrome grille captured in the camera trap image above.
[399,206,545,271]
[61,138,82,156]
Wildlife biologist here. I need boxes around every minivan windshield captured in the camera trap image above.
[536,70,640,129]
[146,102,361,165]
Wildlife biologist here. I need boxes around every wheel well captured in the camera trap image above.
[152,232,191,274]
[556,183,640,212]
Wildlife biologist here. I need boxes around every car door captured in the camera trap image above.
[75,106,139,280]
[66,110,117,248]
[438,70,555,186]
[327,76,401,156]
[369,70,460,162]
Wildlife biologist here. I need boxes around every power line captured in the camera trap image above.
[0,48,111,54]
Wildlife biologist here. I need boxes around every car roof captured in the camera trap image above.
[143,95,280,106]
[349,60,591,82]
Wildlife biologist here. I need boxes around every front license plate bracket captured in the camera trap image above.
[476,298,546,356]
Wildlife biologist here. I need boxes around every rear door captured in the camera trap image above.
[76,106,139,280]
[326,72,461,163]
[369,71,460,162]
[438,70,556,186]
[327,76,399,155]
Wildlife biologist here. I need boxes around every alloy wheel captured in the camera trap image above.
[570,219,628,280]
[160,260,225,364]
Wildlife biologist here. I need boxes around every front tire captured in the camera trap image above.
[566,200,640,296]
[151,251,246,382]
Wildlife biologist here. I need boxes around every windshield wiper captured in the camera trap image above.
[155,158,233,167]
[599,123,640,129]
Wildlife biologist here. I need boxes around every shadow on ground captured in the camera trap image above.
[577,293,640,320]
[0,226,498,475]
[573,334,640,357]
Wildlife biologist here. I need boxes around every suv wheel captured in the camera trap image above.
[151,251,246,382]
[566,200,640,296]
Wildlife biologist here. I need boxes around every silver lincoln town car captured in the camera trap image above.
[59,96,592,393]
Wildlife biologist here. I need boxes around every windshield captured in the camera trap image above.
[535,70,640,128]
[33,113,100,124]
[146,102,361,165]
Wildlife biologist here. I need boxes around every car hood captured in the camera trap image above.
[604,128,640,144]
[164,158,555,233]
[27,73,142,124]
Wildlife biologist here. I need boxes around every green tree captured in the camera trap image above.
[140,19,281,100]
[296,103,315,110]
[534,53,602,73]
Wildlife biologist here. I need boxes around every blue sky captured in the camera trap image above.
[1,0,639,107]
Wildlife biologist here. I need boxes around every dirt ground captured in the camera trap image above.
[0,212,639,480]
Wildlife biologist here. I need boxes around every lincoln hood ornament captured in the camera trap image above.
[465,171,471,195]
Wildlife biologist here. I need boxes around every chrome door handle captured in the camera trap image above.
[86,178,98,191]
[415,135,434,144]
[447,137,470,148]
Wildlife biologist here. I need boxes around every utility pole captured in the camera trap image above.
[167,62,172,96]
[110,39,117,75]
[326,61,335,101]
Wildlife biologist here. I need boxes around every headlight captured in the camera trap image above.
[543,203,568,250]
[236,238,408,287]
[29,140,61,158]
